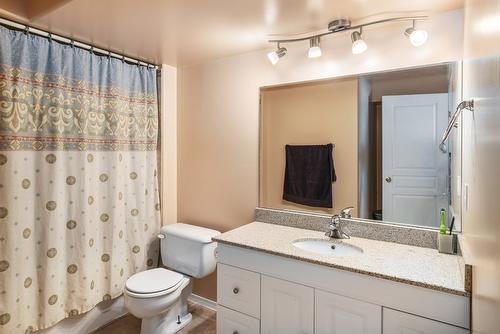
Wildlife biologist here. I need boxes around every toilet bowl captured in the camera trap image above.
[124,223,220,334]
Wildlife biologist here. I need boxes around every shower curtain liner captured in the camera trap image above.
[0,26,161,333]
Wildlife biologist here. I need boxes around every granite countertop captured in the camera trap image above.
[213,222,469,297]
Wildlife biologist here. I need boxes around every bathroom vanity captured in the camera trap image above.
[213,222,470,334]
[242,62,472,334]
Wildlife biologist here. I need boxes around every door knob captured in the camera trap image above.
[385,176,392,183]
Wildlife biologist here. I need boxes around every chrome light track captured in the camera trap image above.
[268,16,428,44]
[266,15,429,64]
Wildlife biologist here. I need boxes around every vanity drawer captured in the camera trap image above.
[383,308,469,334]
[217,263,261,318]
[217,305,260,334]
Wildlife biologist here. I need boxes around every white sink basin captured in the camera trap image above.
[292,238,363,257]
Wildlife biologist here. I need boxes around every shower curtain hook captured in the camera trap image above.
[70,39,75,49]
[24,26,30,35]
[122,55,125,63]
[90,46,94,54]
[48,33,53,43]
[107,50,111,60]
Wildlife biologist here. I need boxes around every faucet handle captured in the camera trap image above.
[330,214,341,226]
[340,206,354,219]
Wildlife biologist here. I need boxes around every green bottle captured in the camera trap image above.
[439,208,447,234]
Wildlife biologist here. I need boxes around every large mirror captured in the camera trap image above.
[259,63,462,229]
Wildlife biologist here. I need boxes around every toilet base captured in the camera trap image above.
[140,312,192,334]
[137,278,193,334]
[172,312,193,333]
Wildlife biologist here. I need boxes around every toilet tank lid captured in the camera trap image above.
[160,223,221,243]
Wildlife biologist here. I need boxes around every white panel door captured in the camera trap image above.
[261,275,314,334]
[315,289,382,334]
[383,308,469,334]
[382,93,449,227]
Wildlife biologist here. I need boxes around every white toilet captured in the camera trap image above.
[124,223,220,334]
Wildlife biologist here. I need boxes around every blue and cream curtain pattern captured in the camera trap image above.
[0,26,161,333]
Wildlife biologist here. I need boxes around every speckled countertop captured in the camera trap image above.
[213,222,469,297]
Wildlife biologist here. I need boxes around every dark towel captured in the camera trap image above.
[283,144,336,208]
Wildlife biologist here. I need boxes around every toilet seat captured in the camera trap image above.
[125,268,186,298]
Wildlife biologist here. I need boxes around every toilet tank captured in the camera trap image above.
[159,223,221,278]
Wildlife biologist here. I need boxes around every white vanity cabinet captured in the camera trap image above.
[217,305,260,334]
[217,263,260,318]
[261,275,314,334]
[383,308,469,334]
[315,289,382,334]
[216,244,470,334]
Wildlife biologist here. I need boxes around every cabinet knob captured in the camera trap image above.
[385,176,392,183]
[233,287,239,294]
[233,331,239,334]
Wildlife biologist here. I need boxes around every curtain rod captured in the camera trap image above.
[0,17,160,69]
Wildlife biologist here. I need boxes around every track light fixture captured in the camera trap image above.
[308,36,322,58]
[267,44,287,65]
[351,28,367,54]
[266,16,428,63]
[405,20,428,47]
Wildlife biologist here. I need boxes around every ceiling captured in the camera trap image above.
[0,0,464,66]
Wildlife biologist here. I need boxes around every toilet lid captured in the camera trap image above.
[125,268,184,294]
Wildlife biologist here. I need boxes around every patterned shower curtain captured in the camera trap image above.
[0,26,161,333]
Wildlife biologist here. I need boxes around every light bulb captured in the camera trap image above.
[308,46,322,58]
[308,36,322,58]
[267,51,280,65]
[408,29,428,46]
[267,47,287,65]
[351,31,367,54]
[352,40,367,54]
[405,20,428,47]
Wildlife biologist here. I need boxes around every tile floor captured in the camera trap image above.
[92,302,216,334]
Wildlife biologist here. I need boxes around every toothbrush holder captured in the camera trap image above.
[438,233,455,254]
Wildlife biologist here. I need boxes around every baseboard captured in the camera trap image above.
[188,293,217,311]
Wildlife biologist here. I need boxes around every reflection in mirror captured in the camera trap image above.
[259,63,462,230]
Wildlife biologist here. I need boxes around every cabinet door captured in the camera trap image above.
[217,305,260,334]
[261,275,313,334]
[315,289,382,334]
[383,308,469,334]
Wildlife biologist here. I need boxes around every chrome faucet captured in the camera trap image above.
[325,206,354,239]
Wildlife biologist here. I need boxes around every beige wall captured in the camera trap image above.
[370,72,449,101]
[260,79,358,215]
[161,65,178,226]
[462,1,500,333]
[178,10,464,301]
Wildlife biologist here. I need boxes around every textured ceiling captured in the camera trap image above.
[0,0,464,66]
